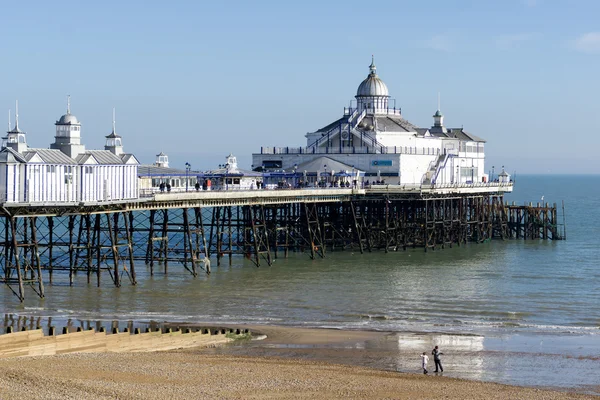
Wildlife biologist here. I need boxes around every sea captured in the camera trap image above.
[1,175,599,394]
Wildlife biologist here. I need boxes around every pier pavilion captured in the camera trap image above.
[0,99,138,203]
[253,57,486,186]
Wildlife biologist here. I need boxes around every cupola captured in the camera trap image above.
[105,108,123,155]
[355,56,390,113]
[3,101,28,153]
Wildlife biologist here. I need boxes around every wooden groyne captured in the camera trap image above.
[0,325,247,358]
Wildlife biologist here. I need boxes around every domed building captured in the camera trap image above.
[253,58,487,186]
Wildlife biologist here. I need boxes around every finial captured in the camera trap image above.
[67,95,71,114]
[15,100,19,130]
[8,109,11,132]
[369,55,376,74]
[112,107,116,134]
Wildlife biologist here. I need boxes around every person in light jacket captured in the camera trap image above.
[420,352,429,374]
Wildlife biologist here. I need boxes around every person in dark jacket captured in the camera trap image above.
[432,345,444,372]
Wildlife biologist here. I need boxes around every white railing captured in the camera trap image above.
[367,181,514,191]
[261,146,443,156]
[343,107,402,116]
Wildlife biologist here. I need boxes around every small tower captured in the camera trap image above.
[104,108,123,155]
[51,95,86,158]
[3,101,28,153]
[498,167,511,184]
[430,94,447,134]
[155,152,169,168]
[355,56,390,114]
[225,153,238,172]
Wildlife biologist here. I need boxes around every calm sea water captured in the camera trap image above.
[2,175,599,393]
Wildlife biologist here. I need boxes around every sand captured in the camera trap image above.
[0,325,597,399]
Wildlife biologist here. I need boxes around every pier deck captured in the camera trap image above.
[0,181,562,303]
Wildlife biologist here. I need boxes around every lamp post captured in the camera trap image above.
[185,162,191,192]
[492,165,495,182]
[323,164,327,185]
[293,163,298,187]
[456,165,459,185]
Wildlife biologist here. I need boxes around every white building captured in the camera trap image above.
[0,99,139,203]
[138,152,199,194]
[200,153,262,190]
[253,58,487,185]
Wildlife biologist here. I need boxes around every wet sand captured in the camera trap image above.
[0,324,595,399]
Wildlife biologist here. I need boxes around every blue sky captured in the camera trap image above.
[1,0,599,174]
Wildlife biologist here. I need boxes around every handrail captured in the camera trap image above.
[431,153,454,184]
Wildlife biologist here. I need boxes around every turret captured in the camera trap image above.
[104,108,123,156]
[50,95,86,158]
[155,152,169,168]
[3,101,28,154]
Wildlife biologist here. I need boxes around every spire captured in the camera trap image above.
[15,100,19,131]
[432,92,445,129]
[433,92,443,118]
[112,107,116,134]
[7,109,10,132]
[369,55,376,75]
[67,95,71,114]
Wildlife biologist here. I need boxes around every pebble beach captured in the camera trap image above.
[0,325,597,399]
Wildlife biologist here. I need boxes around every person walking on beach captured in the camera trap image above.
[432,345,443,372]
[420,352,429,375]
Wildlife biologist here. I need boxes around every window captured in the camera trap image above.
[85,166,93,174]
[65,166,73,184]
[263,160,282,169]
[46,165,56,173]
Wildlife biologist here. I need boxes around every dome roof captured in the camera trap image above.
[356,58,389,97]
[57,113,80,125]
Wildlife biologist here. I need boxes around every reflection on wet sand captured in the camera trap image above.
[195,325,600,395]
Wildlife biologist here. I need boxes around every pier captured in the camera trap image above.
[0,183,563,302]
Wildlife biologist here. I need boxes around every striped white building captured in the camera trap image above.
[0,99,139,203]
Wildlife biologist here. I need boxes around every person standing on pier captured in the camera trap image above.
[432,345,443,372]
[420,352,429,374]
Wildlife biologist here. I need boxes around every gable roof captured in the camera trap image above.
[120,153,139,165]
[0,147,27,163]
[84,150,128,164]
[449,128,486,143]
[24,148,78,164]
[75,153,99,164]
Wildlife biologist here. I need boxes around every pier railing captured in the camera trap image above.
[260,146,444,156]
